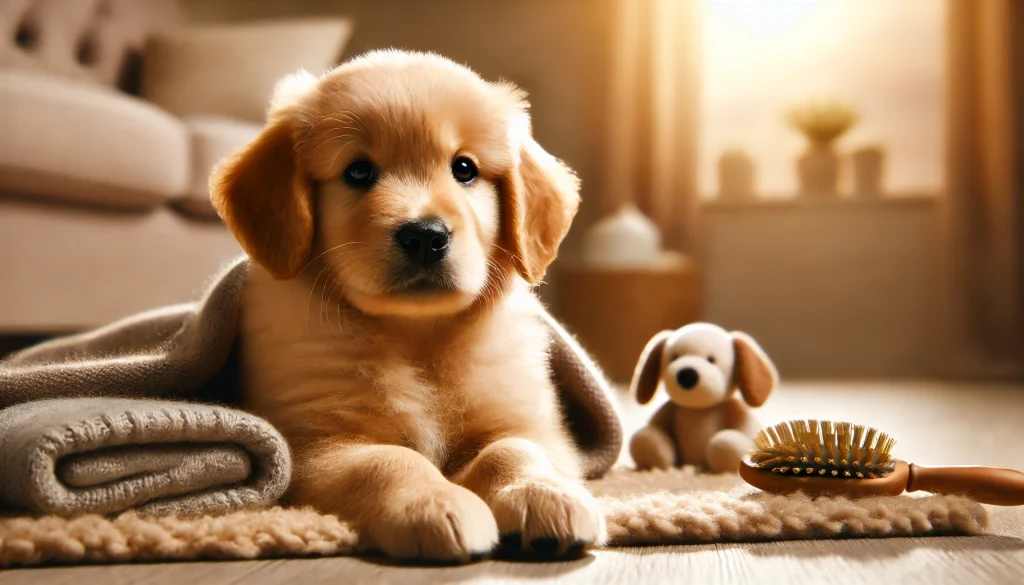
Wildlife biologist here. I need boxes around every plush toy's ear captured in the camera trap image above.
[731,331,778,407]
[631,330,673,405]
[499,103,581,284]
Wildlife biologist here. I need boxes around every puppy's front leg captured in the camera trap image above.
[291,443,498,562]
[453,438,605,557]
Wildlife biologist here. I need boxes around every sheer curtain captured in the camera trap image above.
[942,0,1024,378]
[600,0,702,256]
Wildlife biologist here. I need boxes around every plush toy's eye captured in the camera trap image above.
[707,356,717,364]
[451,157,478,184]
[342,160,377,188]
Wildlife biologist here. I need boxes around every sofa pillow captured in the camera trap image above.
[140,18,352,122]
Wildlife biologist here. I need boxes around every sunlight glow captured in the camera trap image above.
[708,0,822,37]
[700,0,946,197]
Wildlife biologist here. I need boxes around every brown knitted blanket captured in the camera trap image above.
[0,257,622,517]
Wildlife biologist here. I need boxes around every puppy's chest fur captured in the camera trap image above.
[239,268,558,470]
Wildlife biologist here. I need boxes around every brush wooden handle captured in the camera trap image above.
[906,463,1024,505]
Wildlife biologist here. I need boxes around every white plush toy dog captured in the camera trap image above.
[629,322,779,473]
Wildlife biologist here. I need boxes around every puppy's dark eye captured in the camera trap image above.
[342,160,377,188]
[451,157,478,184]
[707,356,717,364]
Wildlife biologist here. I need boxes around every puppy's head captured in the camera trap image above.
[211,50,579,317]
[631,323,778,409]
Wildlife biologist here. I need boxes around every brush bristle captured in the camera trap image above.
[749,420,897,479]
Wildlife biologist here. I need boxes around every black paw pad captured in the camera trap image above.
[529,537,561,555]
[563,541,589,558]
[499,532,523,549]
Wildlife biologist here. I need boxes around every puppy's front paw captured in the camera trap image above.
[488,477,605,558]
[362,483,498,563]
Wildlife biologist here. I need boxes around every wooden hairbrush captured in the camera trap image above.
[739,419,1024,505]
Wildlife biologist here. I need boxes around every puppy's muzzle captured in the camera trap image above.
[395,218,451,268]
[676,367,699,390]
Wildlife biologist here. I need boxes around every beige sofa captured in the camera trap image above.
[0,1,350,333]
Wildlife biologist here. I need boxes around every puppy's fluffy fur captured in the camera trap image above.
[210,50,603,562]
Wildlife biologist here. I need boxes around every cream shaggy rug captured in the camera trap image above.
[0,467,988,567]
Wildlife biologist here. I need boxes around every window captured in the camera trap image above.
[700,0,946,198]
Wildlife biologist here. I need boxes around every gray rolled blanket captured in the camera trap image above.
[0,256,622,517]
[0,398,290,517]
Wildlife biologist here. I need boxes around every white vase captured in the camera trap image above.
[717,150,756,202]
[581,204,662,269]
[797,143,840,198]
[852,146,885,198]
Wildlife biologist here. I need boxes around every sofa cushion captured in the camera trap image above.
[179,116,263,219]
[0,0,181,92]
[140,18,352,123]
[0,68,189,209]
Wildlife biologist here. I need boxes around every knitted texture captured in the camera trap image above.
[0,398,292,517]
[0,467,988,567]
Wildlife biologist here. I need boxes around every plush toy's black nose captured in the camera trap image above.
[676,367,699,390]
[395,219,450,268]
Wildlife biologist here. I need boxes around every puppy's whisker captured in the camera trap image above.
[300,242,363,275]
[493,244,528,277]
[305,246,361,335]
[365,251,394,297]
[323,265,346,334]
[306,260,338,335]
[318,250,364,334]
[313,113,371,144]
[489,265,510,311]
[320,248,384,334]
[483,259,514,312]
[329,256,369,333]
[478,260,500,312]
[315,130,361,151]
[324,257,362,334]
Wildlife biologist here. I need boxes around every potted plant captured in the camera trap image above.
[784,99,858,198]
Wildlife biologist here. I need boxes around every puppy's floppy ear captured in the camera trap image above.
[631,330,672,405]
[210,71,317,280]
[500,111,581,284]
[731,331,778,407]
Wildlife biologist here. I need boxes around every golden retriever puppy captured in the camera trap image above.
[209,50,603,563]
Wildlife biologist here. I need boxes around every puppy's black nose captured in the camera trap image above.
[676,368,699,390]
[395,219,450,268]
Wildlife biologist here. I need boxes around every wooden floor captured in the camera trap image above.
[4,381,1024,585]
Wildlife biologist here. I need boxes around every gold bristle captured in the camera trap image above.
[852,425,865,461]
[749,419,897,478]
